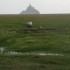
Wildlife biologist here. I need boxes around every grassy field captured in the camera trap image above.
[0,14,70,53]
[0,14,70,70]
[0,55,70,70]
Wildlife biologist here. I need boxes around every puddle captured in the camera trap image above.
[0,47,64,56]
[5,51,64,56]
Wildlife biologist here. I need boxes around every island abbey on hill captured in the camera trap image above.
[20,4,40,14]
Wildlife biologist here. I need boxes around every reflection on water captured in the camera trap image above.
[5,52,64,56]
[0,47,4,54]
[0,47,64,56]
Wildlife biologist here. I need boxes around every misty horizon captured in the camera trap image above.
[0,0,70,14]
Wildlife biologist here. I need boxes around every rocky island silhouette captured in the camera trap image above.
[20,4,40,14]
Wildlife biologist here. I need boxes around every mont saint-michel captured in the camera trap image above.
[20,4,40,14]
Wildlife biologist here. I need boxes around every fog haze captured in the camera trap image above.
[0,0,70,14]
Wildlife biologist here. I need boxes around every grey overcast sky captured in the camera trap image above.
[0,0,70,14]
